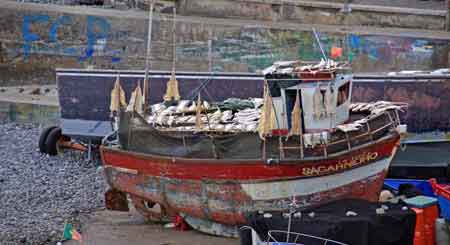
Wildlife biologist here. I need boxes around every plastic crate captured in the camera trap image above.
[430,179,450,221]
[384,179,435,197]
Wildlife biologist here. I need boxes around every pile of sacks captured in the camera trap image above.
[336,101,407,133]
[147,98,262,132]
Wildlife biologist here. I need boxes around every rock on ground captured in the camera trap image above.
[0,123,107,244]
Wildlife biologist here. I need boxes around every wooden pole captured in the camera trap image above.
[208,29,213,72]
[299,134,304,159]
[143,1,154,112]
[172,7,177,74]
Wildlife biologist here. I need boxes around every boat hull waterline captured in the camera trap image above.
[100,135,400,227]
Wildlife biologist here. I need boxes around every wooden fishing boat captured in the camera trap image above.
[100,60,407,237]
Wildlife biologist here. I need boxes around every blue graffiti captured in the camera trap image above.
[49,15,78,56]
[80,16,111,62]
[349,34,360,49]
[22,14,124,63]
[22,15,50,59]
[49,15,72,42]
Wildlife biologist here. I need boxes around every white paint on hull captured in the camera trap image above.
[241,148,396,200]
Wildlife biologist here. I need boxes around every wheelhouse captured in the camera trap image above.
[264,60,352,134]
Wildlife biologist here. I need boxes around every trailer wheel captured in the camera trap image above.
[45,127,64,156]
[39,126,58,154]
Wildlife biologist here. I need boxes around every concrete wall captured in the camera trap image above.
[0,101,59,124]
[0,1,449,86]
[177,0,447,31]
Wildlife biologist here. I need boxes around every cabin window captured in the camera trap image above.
[337,82,350,106]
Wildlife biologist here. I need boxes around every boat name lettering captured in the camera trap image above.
[302,152,378,176]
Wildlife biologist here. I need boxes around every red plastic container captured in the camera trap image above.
[429,178,450,221]
[411,208,426,245]
[430,179,450,200]
[405,196,439,245]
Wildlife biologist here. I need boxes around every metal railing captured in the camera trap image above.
[278,109,400,160]
[267,230,349,245]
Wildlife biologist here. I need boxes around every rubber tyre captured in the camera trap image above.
[38,126,57,154]
[45,127,62,156]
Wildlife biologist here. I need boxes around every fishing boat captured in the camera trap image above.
[100,59,407,237]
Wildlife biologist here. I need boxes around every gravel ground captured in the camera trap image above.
[0,123,108,244]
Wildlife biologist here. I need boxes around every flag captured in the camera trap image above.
[257,81,276,139]
[63,223,82,242]
[325,84,335,116]
[331,46,343,59]
[110,75,127,113]
[290,90,302,136]
[163,70,181,102]
[127,81,144,114]
[312,83,323,120]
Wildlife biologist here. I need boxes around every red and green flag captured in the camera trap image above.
[331,46,343,59]
[63,223,82,242]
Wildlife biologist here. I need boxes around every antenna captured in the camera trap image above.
[286,195,300,243]
[312,28,327,60]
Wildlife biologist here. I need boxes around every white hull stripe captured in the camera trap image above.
[241,149,396,201]
[105,165,138,175]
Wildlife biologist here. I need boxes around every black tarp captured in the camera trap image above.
[241,199,416,245]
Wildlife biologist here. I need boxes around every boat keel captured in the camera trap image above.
[105,188,129,212]
[181,213,239,238]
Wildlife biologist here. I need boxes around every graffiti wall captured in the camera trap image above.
[0,3,449,86]
[179,28,450,73]
[21,15,127,63]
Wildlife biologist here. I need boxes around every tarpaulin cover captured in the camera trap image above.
[119,111,263,159]
[243,199,416,245]
[214,98,256,112]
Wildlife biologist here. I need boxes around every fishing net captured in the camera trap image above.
[119,111,263,159]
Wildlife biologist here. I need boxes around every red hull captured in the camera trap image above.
[101,135,399,226]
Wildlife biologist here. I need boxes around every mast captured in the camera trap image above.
[208,29,213,72]
[143,1,154,112]
[163,5,181,103]
[172,6,177,75]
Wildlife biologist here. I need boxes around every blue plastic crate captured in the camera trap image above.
[384,179,436,197]
[437,196,450,221]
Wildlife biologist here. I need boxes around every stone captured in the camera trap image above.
[0,123,107,244]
